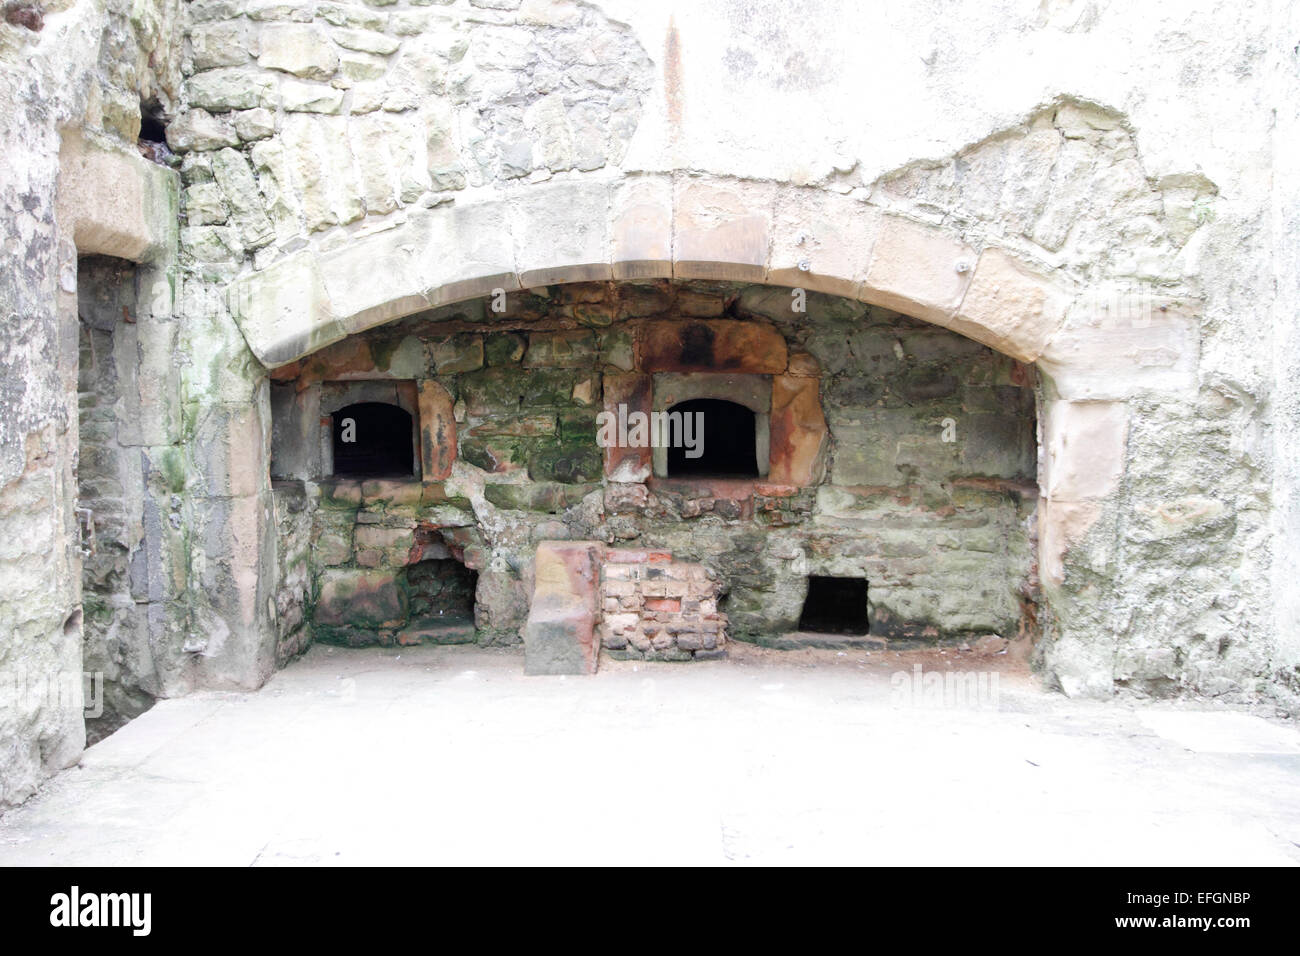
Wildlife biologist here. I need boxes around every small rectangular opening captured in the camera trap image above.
[798,576,870,635]
[331,401,416,478]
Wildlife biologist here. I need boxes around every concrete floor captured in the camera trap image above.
[1,644,1298,866]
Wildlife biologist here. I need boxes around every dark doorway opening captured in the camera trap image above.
[798,576,870,635]
[332,402,415,478]
[665,398,758,478]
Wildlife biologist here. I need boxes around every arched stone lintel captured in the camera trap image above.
[227,177,1085,375]
[225,170,1199,503]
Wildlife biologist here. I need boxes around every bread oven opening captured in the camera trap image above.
[400,527,479,645]
[331,402,415,478]
[665,398,759,479]
[407,558,478,629]
[798,576,870,635]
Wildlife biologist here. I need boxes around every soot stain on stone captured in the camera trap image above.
[679,323,715,366]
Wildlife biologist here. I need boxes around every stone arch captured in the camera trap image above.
[227,176,1076,370]
[228,167,1205,697]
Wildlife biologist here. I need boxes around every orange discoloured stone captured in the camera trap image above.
[602,372,652,481]
[767,375,828,487]
[638,320,787,373]
[418,380,456,481]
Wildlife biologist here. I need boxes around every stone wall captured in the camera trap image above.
[159,0,1290,706]
[172,0,651,278]
[76,256,160,740]
[0,0,184,806]
[267,280,1037,654]
[3,0,1299,809]
[599,548,726,660]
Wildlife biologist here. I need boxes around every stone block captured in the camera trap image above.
[512,179,612,287]
[320,225,428,334]
[418,380,456,481]
[611,174,672,279]
[673,178,775,281]
[211,148,275,248]
[191,20,256,70]
[414,200,519,306]
[281,79,345,113]
[58,132,178,262]
[1042,400,1129,501]
[194,404,268,498]
[524,331,595,368]
[258,23,339,79]
[1037,293,1200,400]
[769,188,880,297]
[188,67,279,112]
[602,372,652,482]
[768,375,828,486]
[484,332,525,365]
[949,247,1072,362]
[862,216,975,325]
[429,334,484,373]
[234,108,276,142]
[315,569,408,629]
[528,445,602,483]
[227,249,344,367]
[167,109,240,152]
[483,483,599,512]
[332,27,402,54]
[523,541,601,675]
[638,320,787,373]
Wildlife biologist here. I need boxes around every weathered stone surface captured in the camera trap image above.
[228,250,342,367]
[512,180,612,286]
[233,108,276,142]
[639,320,787,373]
[949,248,1072,362]
[862,216,975,325]
[167,109,241,152]
[418,380,456,481]
[184,183,228,225]
[258,24,339,79]
[673,179,776,282]
[611,174,672,279]
[58,133,178,262]
[429,334,484,373]
[768,376,828,486]
[523,541,601,675]
[524,331,595,368]
[210,149,275,248]
[1037,294,1200,400]
[316,2,387,29]
[528,445,602,483]
[602,372,651,482]
[332,27,401,55]
[1043,400,1129,501]
[280,79,345,113]
[484,482,599,512]
[188,67,278,112]
[315,570,408,629]
[484,332,525,366]
[191,21,256,70]
[769,189,880,297]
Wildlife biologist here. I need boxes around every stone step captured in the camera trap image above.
[523,540,601,676]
